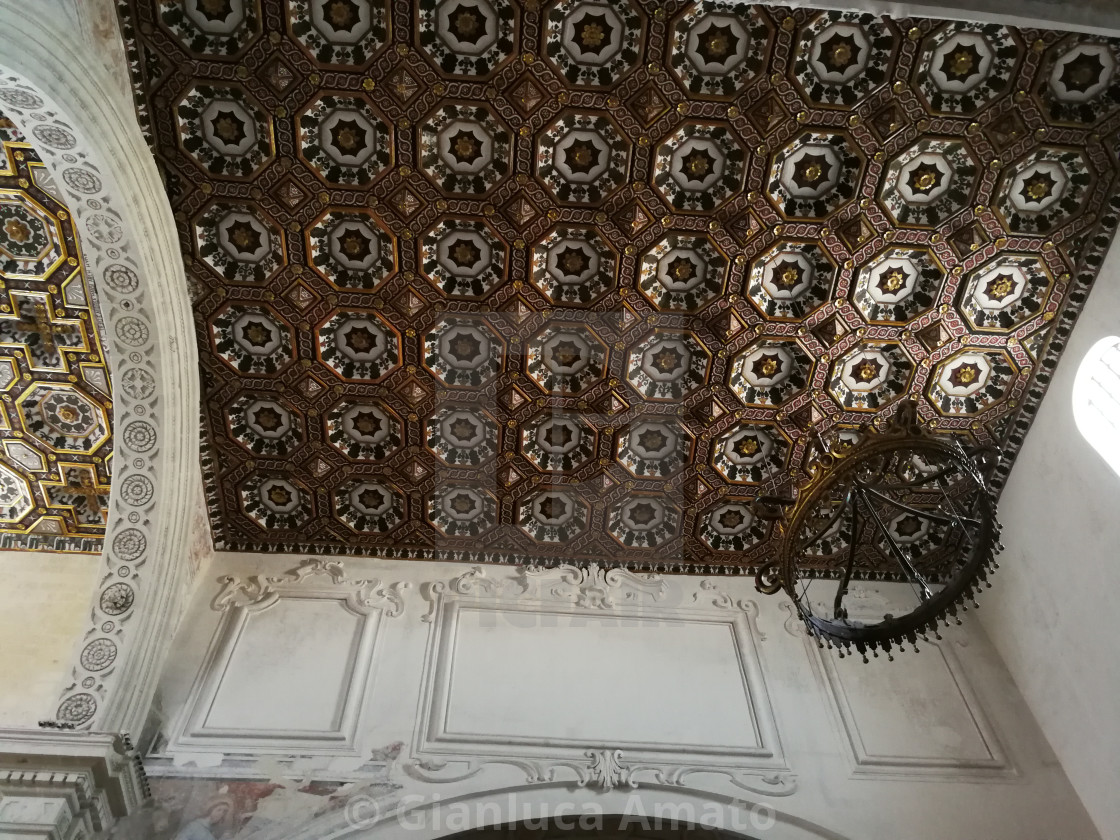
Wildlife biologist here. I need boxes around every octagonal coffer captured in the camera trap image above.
[545,0,642,87]
[418,0,516,76]
[669,1,770,98]
[291,0,389,65]
[519,487,589,543]
[421,102,512,195]
[537,111,630,205]
[298,93,392,185]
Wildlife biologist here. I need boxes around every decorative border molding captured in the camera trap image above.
[402,747,797,797]
[168,559,409,757]
[212,557,410,617]
[409,565,796,797]
[693,579,767,641]
[420,564,667,621]
[0,0,197,735]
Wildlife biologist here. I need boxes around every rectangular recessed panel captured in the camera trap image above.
[440,607,763,752]
[204,598,362,733]
[826,644,1000,766]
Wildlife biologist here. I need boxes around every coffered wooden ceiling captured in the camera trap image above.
[116,0,1119,572]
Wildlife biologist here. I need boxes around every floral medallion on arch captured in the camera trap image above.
[793,12,893,107]
[420,102,511,194]
[638,233,726,312]
[211,304,295,375]
[160,0,261,55]
[335,480,404,533]
[668,0,769,98]
[536,111,629,205]
[545,0,641,87]
[928,349,1017,415]
[519,487,589,543]
[422,218,506,298]
[176,83,273,178]
[290,0,389,65]
[914,22,1019,114]
[699,498,768,552]
[326,400,402,460]
[298,94,392,185]
[418,0,515,76]
[194,202,283,283]
[958,254,1053,333]
[853,247,944,324]
[307,209,395,289]
[531,226,617,306]
[654,122,745,212]
[608,494,680,548]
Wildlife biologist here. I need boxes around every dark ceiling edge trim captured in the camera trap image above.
[115,0,156,152]
[990,185,1120,494]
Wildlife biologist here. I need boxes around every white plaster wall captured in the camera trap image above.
[140,553,1101,840]
[0,551,99,727]
[980,239,1120,838]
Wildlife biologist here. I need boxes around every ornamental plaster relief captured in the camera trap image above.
[0,0,198,734]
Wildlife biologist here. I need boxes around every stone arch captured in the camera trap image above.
[0,2,198,734]
[275,783,852,840]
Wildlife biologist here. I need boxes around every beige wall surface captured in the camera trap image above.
[0,551,99,727]
[983,243,1120,838]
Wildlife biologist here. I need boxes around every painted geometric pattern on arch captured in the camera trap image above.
[115,0,1120,572]
[0,117,113,552]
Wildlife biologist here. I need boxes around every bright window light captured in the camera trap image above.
[1073,336,1120,477]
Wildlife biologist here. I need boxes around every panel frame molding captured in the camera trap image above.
[166,559,409,757]
[407,565,796,796]
[787,600,1019,782]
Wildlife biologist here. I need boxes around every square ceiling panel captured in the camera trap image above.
[115,0,1120,572]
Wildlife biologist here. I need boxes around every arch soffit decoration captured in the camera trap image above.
[0,2,198,734]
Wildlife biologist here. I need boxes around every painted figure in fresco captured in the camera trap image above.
[174,796,234,840]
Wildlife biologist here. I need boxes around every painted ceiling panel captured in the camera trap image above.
[0,117,114,552]
[116,0,1120,572]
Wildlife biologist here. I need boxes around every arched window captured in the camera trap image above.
[1073,336,1120,477]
